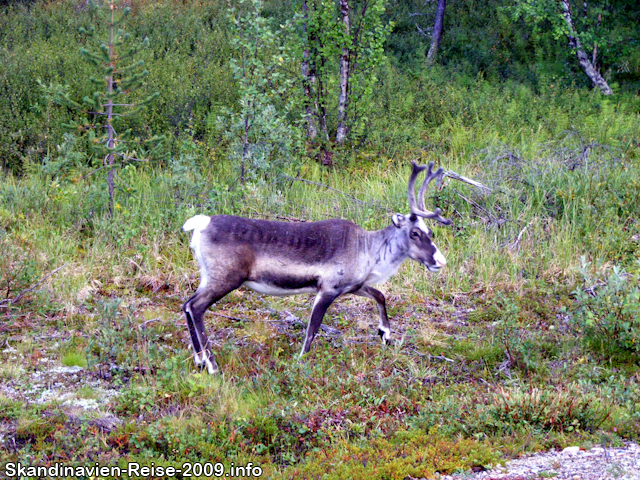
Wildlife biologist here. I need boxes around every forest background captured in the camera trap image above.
[1,0,640,478]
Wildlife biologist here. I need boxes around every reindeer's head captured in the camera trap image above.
[392,161,451,272]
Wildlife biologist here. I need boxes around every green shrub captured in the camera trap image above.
[289,427,499,479]
[41,132,89,179]
[61,350,88,368]
[411,383,611,438]
[572,257,640,361]
[0,233,40,306]
[485,386,611,434]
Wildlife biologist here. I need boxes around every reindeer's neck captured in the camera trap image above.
[363,226,410,285]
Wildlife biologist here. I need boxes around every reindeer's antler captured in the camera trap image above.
[408,161,451,225]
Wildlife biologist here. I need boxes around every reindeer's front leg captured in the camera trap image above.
[353,286,391,344]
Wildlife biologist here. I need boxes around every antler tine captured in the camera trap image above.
[417,161,443,211]
[407,161,427,212]
[409,161,452,225]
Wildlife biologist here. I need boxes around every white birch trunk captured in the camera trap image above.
[426,0,446,67]
[560,0,612,95]
[301,0,318,140]
[335,0,350,144]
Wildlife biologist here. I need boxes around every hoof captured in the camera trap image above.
[203,358,220,375]
[194,351,220,374]
[378,328,392,345]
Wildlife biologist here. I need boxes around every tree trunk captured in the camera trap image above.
[318,65,329,142]
[560,0,612,95]
[425,0,446,67]
[107,1,116,218]
[241,113,249,185]
[335,0,350,144]
[301,0,318,140]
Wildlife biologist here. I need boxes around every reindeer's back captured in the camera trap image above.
[202,215,364,265]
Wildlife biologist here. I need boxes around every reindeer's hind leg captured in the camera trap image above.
[353,286,391,344]
[299,290,340,358]
[183,277,243,374]
[183,292,206,368]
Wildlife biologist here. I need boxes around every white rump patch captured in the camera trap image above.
[183,215,211,290]
[183,214,211,232]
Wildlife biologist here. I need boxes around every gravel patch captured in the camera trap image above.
[438,443,640,480]
[0,349,120,410]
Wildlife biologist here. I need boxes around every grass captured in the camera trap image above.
[61,350,87,368]
[1,80,640,478]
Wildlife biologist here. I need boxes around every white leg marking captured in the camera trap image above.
[203,356,218,374]
[378,324,391,343]
[193,351,203,366]
[299,334,310,360]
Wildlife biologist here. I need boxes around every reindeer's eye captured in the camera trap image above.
[410,230,420,239]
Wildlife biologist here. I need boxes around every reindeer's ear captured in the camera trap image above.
[392,214,406,228]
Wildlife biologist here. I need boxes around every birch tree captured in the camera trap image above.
[221,0,300,184]
[425,0,446,67]
[559,0,612,95]
[300,0,392,146]
[301,0,319,140]
[512,0,613,95]
[335,0,351,144]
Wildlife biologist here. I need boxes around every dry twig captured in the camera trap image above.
[443,170,492,192]
[0,264,68,307]
[506,220,534,252]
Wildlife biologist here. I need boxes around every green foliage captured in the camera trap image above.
[0,233,40,306]
[86,298,164,371]
[166,136,212,204]
[572,258,640,361]
[238,413,327,465]
[412,384,611,438]
[386,0,639,90]
[291,427,499,479]
[1,0,637,175]
[300,0,393,143]
[40,132,88,179]
[485,385,611,434]
[115,383,157,415]
[55,0,166,216]
[220,0,301,183]
[0,397,23,421]
[509,0,640,89]
[343,0,394,141]
[61,350,88,368]
[510,0,630,59]
[510,0,573,42]
[87,298,129,367]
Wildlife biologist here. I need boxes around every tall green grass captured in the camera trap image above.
[2,91,639,307]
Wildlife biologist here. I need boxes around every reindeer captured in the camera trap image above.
[182,162,451,373]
